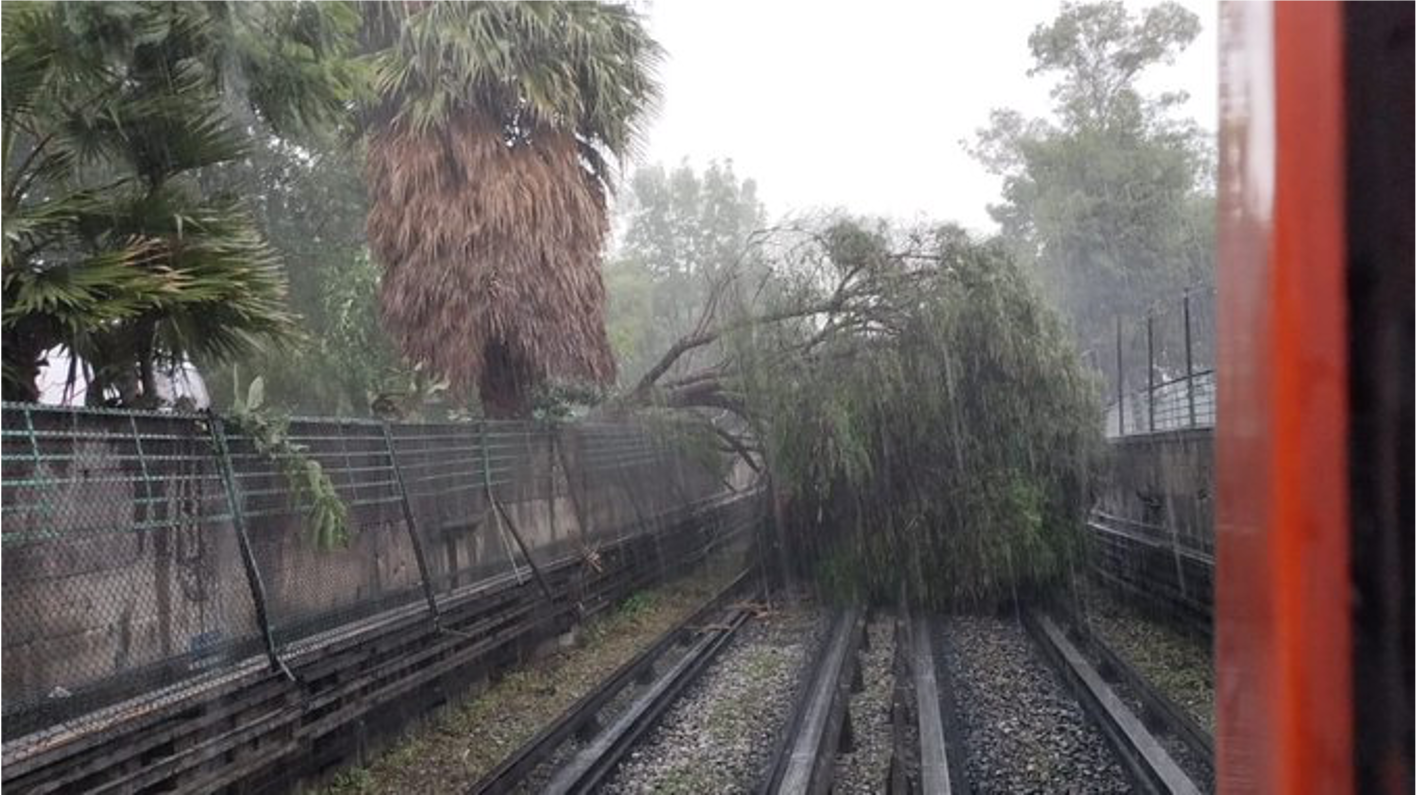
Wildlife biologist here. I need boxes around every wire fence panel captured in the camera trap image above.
[1,405,265,739]
[1093,286,1217,437]
[227,418,425,652]
[0,403,742,743]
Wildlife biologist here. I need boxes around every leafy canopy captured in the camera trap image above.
[629,217,1103,607]
[369,1,662,185]
[968,1,1213,349]
[605,160,768,384]
[365,2,663,416]
[1,1,363,403]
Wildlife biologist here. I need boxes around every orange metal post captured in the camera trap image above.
[1216,2,1352,793]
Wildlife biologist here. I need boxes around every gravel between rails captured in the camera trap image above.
[318,559,745,795]
[942,615,1130,793]
[832,616,897,794]
[601,601,826,794]
[1075,583,1215,734]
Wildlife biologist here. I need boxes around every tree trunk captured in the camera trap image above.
[2,343,43,403]
[478,340,533,419]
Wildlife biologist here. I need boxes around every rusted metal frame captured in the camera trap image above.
[207,414,292,681]
[1024,611,1201,795]
[763,608,866,795]
[381,422,442,625]
[469,569,754,795]
[544,606,753,795]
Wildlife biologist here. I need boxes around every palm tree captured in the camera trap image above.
[365,2,661,417]
[2,1,360,404]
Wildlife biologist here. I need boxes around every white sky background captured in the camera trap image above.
[630,0,1219,234]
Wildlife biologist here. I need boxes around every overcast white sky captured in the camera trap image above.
[632,0,1218,233]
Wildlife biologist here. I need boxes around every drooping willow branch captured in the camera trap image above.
[623,222,947,481]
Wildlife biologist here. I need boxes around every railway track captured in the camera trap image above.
[759,609,866,794]
[467,570,757,794]
[468,597,1211,794]
[882,615,964,794]
[1024,608,1210,795]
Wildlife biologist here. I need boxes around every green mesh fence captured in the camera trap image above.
[1,403,747,742]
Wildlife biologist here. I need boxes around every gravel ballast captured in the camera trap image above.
[319,558,745,795]
[941,614,1130,793]
[1076,583,1215,733]
[601,600,826,794]
[832,616,897,793]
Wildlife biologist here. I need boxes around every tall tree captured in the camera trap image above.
[365,2,661,417]
[605,159,768,384]
[198,136,416,416]
[1,1,361,404]
[969,1,1213,349]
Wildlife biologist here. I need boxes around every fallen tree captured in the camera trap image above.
[625,218,1103,608]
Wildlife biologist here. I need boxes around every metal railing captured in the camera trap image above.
[1086,286,1217,438]
[0,402,746,740]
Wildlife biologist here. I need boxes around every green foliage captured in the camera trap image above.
[734,221,1102,608]
[529,382,605,423]
[968,1,1213,347]
[605,160,769,384]
[228,376,351,549]
[2,1,363,403]
[369,2,661,170]
[617,590,656,620]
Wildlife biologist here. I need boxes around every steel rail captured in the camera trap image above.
[466,569,756,794]
[1024,610,1203,795]
[760,608,865,795]
[1059,609,1214,771]
[911,616,954,795]
[543,605,752,794]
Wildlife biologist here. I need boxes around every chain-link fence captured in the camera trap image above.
[1083,286,1217,437]
[1,403,740,741]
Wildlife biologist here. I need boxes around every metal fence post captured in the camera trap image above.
[1183,292,1197,428]
[547,427,559,548]
[207,414,292,680]
[1115,316,1126,435]
[383,421,442,624]
[1147,312,1156,432]
[481,421,556,604]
